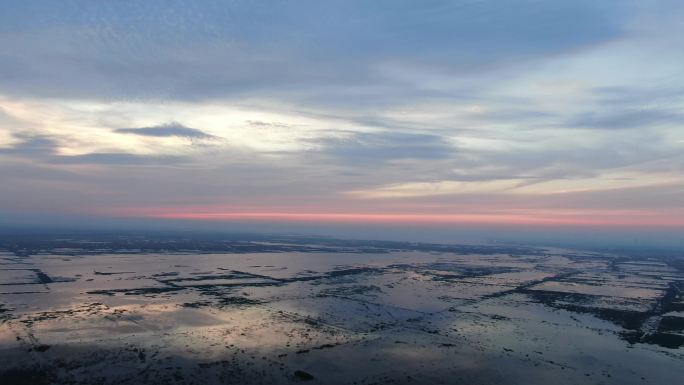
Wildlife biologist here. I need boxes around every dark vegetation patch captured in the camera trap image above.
[296,342,341,355]
[281,267,382,284]
[668,301,684,312]
[179,300,214,308]
[640,333,684,349]
[181,296,261,308]
[481,272,579,300]
[294,370,314,381]
[33,344,51,352]
[622,331,684,349]
[0,232,544,257]
[93,271,135,275]
[526,280,684,349]
[158,268,381,292]
[151,271,180,277]
[416,264,519,280]
[19,303,110,325]
[34,270,53,284]
[159,272,275,283]
[658,315,684,333]
[219,296,261,306]
[525,290,650,330]
[86,286,184,296]
[0,268,54,285]
[0,367,56,385]
[319,285,383,297]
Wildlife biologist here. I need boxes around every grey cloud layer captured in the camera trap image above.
[1,1,683,220]
[0,0,627,103]
[314,132,455,163]
[115,122,214,139]
[0,134,189,165]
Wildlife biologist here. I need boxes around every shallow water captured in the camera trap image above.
[1,246,683,384]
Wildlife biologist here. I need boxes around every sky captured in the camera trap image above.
[1,1,684,243]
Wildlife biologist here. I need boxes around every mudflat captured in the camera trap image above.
[1,236,683,384]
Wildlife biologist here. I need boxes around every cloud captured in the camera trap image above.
[0,135,58,156]
[1,1,683,230]
[246,120,290,128]
[0,133,189,166]
[114,122,215,139]
[314,131,455,163]
[568,108,684,130]
[0,1,628,104]
[52,153,189,166]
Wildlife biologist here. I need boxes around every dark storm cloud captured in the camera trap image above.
[115,122,214,139]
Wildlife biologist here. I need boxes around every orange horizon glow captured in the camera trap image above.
[92,206,684,228]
